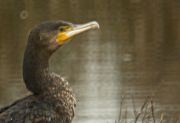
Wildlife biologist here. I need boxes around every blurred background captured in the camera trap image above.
[0,0,179,123]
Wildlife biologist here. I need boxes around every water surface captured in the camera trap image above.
[0,0,179,123]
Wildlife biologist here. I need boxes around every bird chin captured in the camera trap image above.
[48,37,60,51]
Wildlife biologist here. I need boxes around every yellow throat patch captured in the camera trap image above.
[56,32,69,44]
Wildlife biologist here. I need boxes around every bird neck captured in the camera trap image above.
[23,45,51,94]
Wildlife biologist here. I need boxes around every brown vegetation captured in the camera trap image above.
[115,96,179,123]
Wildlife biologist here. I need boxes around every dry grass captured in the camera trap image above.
[115,96,180,123]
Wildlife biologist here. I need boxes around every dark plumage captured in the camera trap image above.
[0,20,99,123]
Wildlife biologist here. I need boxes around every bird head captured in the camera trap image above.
[28,20,99,53]
[24,21,99,94]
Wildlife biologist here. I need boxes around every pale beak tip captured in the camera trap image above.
[91,21,100,29]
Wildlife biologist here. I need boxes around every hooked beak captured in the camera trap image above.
[56,21,100,44]
[67,21,100,37]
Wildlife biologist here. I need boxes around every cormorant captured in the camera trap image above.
[0,20,99,123]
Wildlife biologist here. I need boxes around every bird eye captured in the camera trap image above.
[59,27,65,32]
[58,26,69,32]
